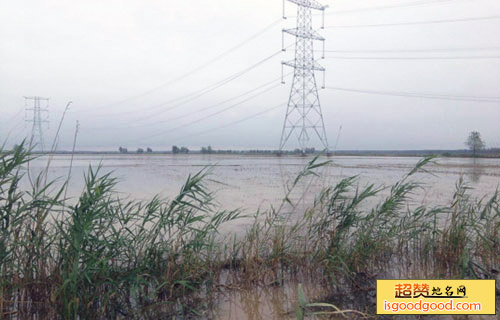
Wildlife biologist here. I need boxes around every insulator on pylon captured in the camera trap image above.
[321,10,325,29]
[322,70,326,89]
[281,63,286,84]
[283,0,287,19]
[282,31,286,51]
[322,40,325,59]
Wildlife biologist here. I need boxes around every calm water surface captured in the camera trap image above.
[25,154,500,211]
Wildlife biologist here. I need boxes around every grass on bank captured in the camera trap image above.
[0,143,498,319]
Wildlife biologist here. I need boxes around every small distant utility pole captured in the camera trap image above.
[24,96,49,151]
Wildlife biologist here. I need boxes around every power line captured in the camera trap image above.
[325,55,500,60]
[133,73,289,128]
[324,15,500,28]
[174,102,286,142]
[0,108,24,125]
[122,48,285,124]
[326,86,500,102]
[138,82,282,141]
[85,18,282,113]
[325,0,464,16]
[322,46,500,54]
[156,75,286,125]
[72,0,473,117]
[4,116,26,144]
[90,73,289,130]
[6,128,28,146]
[1,108,25,139]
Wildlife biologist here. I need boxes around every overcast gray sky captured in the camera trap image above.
[1,0,499,150]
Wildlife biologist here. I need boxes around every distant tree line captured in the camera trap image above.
[172,146,189,154]
[201,146,213,154]
[115,145,318,155]
[197,147,318,155]
[119,147,153,154]
[113,133,498,158]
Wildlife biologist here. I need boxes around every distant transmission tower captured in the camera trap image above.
[25,96,49,151]
[280,0,329,152]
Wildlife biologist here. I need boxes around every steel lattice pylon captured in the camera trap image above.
[280,0,329,152]
[24,96,49,152]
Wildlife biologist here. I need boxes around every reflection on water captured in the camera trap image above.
[213,260,500,320]
[215,276,330,320]
[466,158,485,183]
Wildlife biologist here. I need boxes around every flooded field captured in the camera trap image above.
[27,153,500,210]
[13,154,500,319]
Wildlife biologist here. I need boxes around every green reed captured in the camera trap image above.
[0,143,242,318]
[0,145,498,319]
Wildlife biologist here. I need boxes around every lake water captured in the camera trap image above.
[24,154,500,214]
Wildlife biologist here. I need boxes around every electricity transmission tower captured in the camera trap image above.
[24,96,49,151]
[280,0,329,152]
